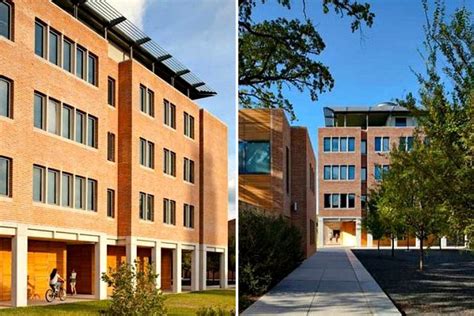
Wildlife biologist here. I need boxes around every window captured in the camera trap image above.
[163,198,176,225]
[75,111,85,144]
[107,77,115,106]
[139,138,154,169]
[348,137,355,152]
[47,99,60,135]
[147,89,154,117]
[361,167,367,182]
[361,195,367,209]
[140,85,146,112]
[348,166,355,180]
[331,165,339,180]
[163,148,176,176]
[107,132,115,162]
[87,179,97,211]
[375,137,390,152]
[332,194,339,208]
[47,169,59,205]
[139,85,154,117]
[163,100,176,128]
[184,158,194,183]
[340,193,347,208]
[87,115,97,148]
[35,21,45,57]
[61,172,72,207]
[361,140,367,155]
[139,192,154,221]
[340,137,347,152]
[184,112,195,139]
[0,1,11,40]
[340,165,347,180]
[62,105,73,139]
[107,189,115,218]
[87,54,97,85]
[323,137,331,152]
[375,164,390,181]
[184,204,194,228]
[399,136,413,151]
[76,47,85,79]
[33,165,44,202]
[49,30,59,65]
[285,146,290,194]
[323,166,331,180]
[75,176,85,209]
[0,156,11,197]
[239,141,271,174]
[324,193,356,209]
[0,77,11,118]
[63,39,72,73]
[348,194,355,208]
[324,194,331,208]
[331,137,339,152]
[383,137,390,152]
[395,117,407,127]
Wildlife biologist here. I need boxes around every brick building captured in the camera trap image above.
[238,109,316,257]
[0,0,228,307]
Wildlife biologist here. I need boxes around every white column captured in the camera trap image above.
[199,245,207,291]
[415,237,421,248]
[355,218,362,248]
[191,247,200,291]
[126,236,137,266]
[219,249,228,289]
[172,244,182,293]
[152,241,162,290]
[12,224,28,307]
[441,237,447,248]
[394,238,398,248]
[367,233,373,248]
[317,217,324,248]
[95,234,108,300]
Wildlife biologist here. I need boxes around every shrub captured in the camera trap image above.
[101,262,166,316]
[466,224,474,250]
[196,306,235,316]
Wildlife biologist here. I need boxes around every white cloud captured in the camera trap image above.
[105,0,151,29]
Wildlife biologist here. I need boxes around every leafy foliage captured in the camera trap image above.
[196,306,235,316]
[101,262,166,316]
[239,0,374,120]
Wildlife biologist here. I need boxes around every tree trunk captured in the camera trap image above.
[419,237,424,271]
[407,234,410,250]
[377,239,380,252]
[439,237,442,250]
[391,234,395,257]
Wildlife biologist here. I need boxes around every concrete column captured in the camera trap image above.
[219,249,228,289]
[12,225,28,307]
[415,237,421,248]
[199,245,207,291]
[367,233,373,248]
[317,217,324,248]
[172,244,182,293]
[152,241,162,290]
[95,234,108,300]
[355,219,362,248]
[394,238,398,248]
[191,247,200,291]
[441,237,447,248]
[126,236,137,266]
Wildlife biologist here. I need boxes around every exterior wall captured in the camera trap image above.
[0,237,11,301]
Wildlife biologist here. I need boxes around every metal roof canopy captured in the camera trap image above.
[56,0,216,100]
[323,104,411,127]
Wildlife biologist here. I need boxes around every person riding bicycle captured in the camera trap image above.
[49,268,64,293]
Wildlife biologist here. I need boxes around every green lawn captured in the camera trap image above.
[0,289,235,316]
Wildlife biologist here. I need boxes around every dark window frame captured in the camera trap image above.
[0,76,12,119]
[107,77,116,107]
[0,0,13,41]
[107,188,115,218]
[0,156,12,197]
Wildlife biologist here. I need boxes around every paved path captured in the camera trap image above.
[243,248,400,315]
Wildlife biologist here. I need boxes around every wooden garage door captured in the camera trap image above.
[67,244,94,295]
[0,238,11,301]
[161,249,172,290]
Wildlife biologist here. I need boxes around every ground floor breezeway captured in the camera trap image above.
[0,222,228,307]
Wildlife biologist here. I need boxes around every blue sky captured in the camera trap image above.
[107,0,237,219]
[250,0,471,152]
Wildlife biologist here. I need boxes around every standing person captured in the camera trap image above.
[49,268,64,292]
[70,269,77,296]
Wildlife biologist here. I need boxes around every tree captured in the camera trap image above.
[363,189,386,252]
[239,0,375,120]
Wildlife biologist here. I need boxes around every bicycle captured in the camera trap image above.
[45,280,66,302]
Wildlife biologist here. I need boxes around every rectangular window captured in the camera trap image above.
[340,137,347,152]
[395,117,407,127]
[163,100,176,128]
[139,138,154,169]
[47,169,59,205]
[184,112,195,139]
[139,192,154,221]
[33,165,45,202]
[163,148,176,176]
[324,194,331,208]
[361,195,367,209]
[400,136,413,151]
[184,204,194,228]
[383,137,390,152]
[0,1,11,40]
[87,54,97,85]
[323,137,331,152]
[34,21,45,57]
[87,115,98,148]
[184,158,195,183]
[75,176,85,209]
[348,165,355,180]
[47,99,60,135]
[76,47,85,79]
[375,137,390,152]
[375,164,382,181]
[140,85,146,112]
[139,192,146,220]
[239,141,271,174]
[331,165,339,180]
[348,137,355,152]
[34,92,45,129]
[332,194,340,208]
[61,172,72,207]
[407,137,413,151]
[147,142,154,169]
[107,189,115,218]
[140,138,146,166]
[49,30,59,65]
[340,165,347,180]
[0,78,10,118]
[375,137,381,152]
[62,105,73,140]
[87,179,97,211]
[107,77,115,106]
[163,198,176,225]
[63,39,72,73]
[75,111,85,144]
[340,193,347,208]
[361,140,367,155]
[323,166,331,180]
[348,194,355,208]
[107,132,115,162]
[331,137,339,152]
[0,157,11,197]
[361,167,367,182]
[147,89,154,117]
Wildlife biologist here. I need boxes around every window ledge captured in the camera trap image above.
[32,201,98,215]
[163,173,176,180]
[0,196,13,202]
[0,115,13,123]
[163,124,177,132]
[33,127,99,152]
[139,219,155,224]
[139,165,155,172]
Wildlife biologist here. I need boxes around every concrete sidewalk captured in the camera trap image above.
[243,248,400,315]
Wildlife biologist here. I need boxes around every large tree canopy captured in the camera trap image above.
[239,0,374,120]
